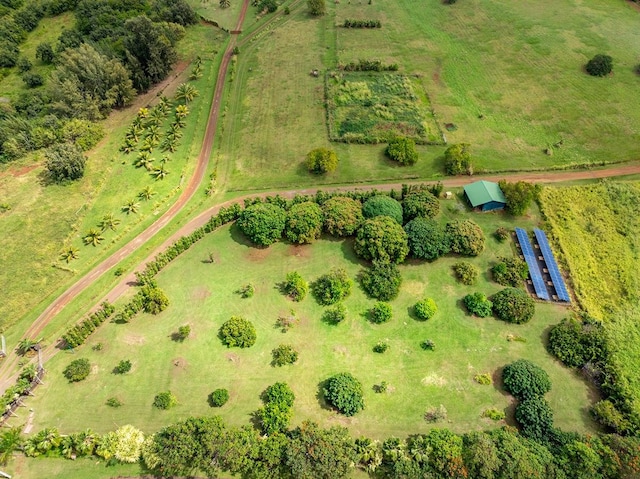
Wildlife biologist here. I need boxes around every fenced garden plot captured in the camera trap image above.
[326,72,444,145]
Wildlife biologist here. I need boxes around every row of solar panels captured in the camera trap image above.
[514,228,570,302]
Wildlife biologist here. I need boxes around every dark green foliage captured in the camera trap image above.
[492,256,529,287]
[219,316,257,348]
[324,373,364,416]
[35,42,55,64]
[256,0,277,12]
[209,388,229,407]
[360,261,402,301]
[61,302,115,348]
[499,180,539,216]
[44,143,86,182]
[591,400,629,433]
[402,189,440,220]
[354,216,409,263]
[341,59,399,72]
[414,298,437,321]
[515,397,554,441]
[114,359,132,374]
[285,201,323,244]
[106,397,123,407]
[421,339,436,350]
[453,261,479,285]
[492,287,535,324]
[495,226,510,242]
[586,54,613,77]
[404,217,450,260]
[16,56,31,72]
[63,358,90,382]
[386,136,418,165]
[503,359,551,400]
[283,271,308,301]
[343,19,381,28]
[322,196,363,237]
[373,341,389,353]
[322,303,347,324]
[423,405,447,422]
[139,285,169,314]
[463,292,493,317]
[238,203,286,246]
[153,391,178,409]
[312,268,352,305]
[547,316,608,368]
[236,283,254,298]
[271,344,299,366]
[444,143,472,175]
[369,301,392,324]
[362,195,403,224]
[257,383,295,434]
[446,219,485,256]
[306,147,337,173]
[307,0,325,15]
[174,325,191,341]
[150,0,198,26]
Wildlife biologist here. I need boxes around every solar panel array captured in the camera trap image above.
[534,228,570,302]
[515,228,550,300]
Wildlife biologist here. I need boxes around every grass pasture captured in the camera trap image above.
[25,199,597,439]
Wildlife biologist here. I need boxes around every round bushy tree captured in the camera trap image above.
[452,261,479,285]
[362,195,403,224]
[283,271,308,301]
[237,203,286,246]
[153,391,178,410]
[369,301,392,324]
[306,147,337,173]
[502,359,551,401]
[360,260,402,301]
[307,0,326,16]
[322,303,347,324]
[492,287,535,324]
[45,143,87,183]
[272,344,299,366]
[63,358,91,382]
[404,217,450,260]
[586,54,613,77]
[463,292,493,317]
[492,257,528,287]
[141,286,169,315]
[322,196,363,237]
[515,397,554,441]
[386,137,418,165]
[354,216,409,264]
[219,316,257,348]
[446,219,485,256]
[403,190,440,221]
[285,201,323,244]
[208,388,229,407]
[414,298,437,321]
[443,143,472,176]
[323,372,364,416]
[312,268,352,305]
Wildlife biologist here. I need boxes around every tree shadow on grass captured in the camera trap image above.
[316,379,333,412]
[228,221,255,247]
[340,238,370,266]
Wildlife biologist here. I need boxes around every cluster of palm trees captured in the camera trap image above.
[190,56,203,80]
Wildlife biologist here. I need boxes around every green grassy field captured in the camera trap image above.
[187,0,244,30]
[220,0,640,190]
[23,197,597,439]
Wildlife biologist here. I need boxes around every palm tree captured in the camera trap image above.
[175,83,199,105]
[219,0,230,8]
[145,125,160,143]
[0,428,22,466]
[34,428,61,454]
[122,200,140,215]
[137,107,150,119]
[98,213,121,232]
[173,117,186,129]
[138,186,156,201]
[159,155,170,165]
[175,104,190,119]
[59,247,79,263]
[139,138,157,153]
[189,64,202,81]
[120,138,136,154]
[22,437,39,457]
[158,95,172,109]
[152,165,169,180]
[83,228,104,246]
[162,138,179,153]
[16,338,38,356]
[59,435,76,459]
[149,108,166,124]
[132,116,143,129]
[134,152,151,168]
[73,429,96,456]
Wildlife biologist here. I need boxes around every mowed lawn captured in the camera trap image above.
[26,200,598,439]
[222,0,640,190]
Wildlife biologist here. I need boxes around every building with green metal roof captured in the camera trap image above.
[463,180,506,211]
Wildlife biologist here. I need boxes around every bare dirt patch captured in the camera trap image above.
[123,334,145,345]
[286,244,311,258]
[333,346,349,357]
[191,286,211,301]
[226,353,240,364]
[403,280,425,297]
[246,247,271,262]
[171,357,188,374]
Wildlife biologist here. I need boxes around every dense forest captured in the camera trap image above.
[0,0,199,163]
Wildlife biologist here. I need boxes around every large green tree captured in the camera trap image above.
[354,216,409,263]
[404,217,450,260]
[238,203,286,246]
[323,373,365,416]
[307,0,326,16]
[44,143,86,183]
[285,201,324,244]
[322,196,363,237]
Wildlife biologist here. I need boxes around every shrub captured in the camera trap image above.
[306,147,337,173]
[421,339,436,350]
[369,302,392,324]
[547,316,607,368]
[114,424,145,464]
[375,381,388,393]
[482,408,505,421]
[474,373,492,385]
[463,292,493,317]
[591,400,629,433]
[492,288,535,324]
[219,316,257,348]
[17,56,32,72]
[324,372,364,416]
[237,283,255,298]
[446,220,485,256]
[495,227,510,242]
[404,218,450,260]
[258,383,295,434]
[453,261,479,285]
[492,257,528,287]
[272,344,299,366]
[237,203,286,246]
[285,201,323,244]
[22,72,43,88]
[414,298,437,321]
[515,397,554,441]
[283,271,308,301]
[362,195,403,224]
[354,216,409,264]
[114,360,132,374]
[208,388,229,407]
[502,359,551,400]
[322,303,347,324]
[106,397,123,408]
[443,143,472,175]
[153,391,177,410]
[360,261,402,301]
[586,54,613,77]
[373,341,389,353]
[312,268,352,305]
[386,136,418,165]
[141,286,169,315]
[498,181,539,216]
[402,190,440,221]
[276,310,299,332]
[174,325,191,342]
[45,143,86,183]
[63,358,91,382]
[322,196,363,237]
[307,0,326,16]
[424,405,447,423]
